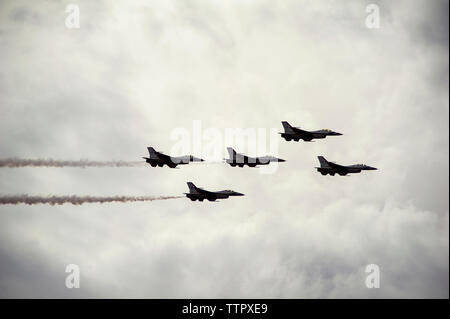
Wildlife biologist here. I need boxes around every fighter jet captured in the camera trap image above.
[185,182,244,201]
[316,156,377,176]
[143,147,204,168]
[225,147,286,168]
[280,121,342,142]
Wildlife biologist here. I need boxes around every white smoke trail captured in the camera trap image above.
[0,158,144,168]
[0,195,184,205]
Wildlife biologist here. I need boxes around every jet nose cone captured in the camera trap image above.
[233,192,245,196]
[335,132,343,136]
[367,166,377,170]
[278,158,286,162]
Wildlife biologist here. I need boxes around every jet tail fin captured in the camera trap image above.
[187,182,199,193]
[281,121,295,133]
[318,156,330,168]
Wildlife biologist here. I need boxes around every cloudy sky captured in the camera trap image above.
[0,0,448,298]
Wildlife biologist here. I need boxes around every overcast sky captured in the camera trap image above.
[0,0,448,298]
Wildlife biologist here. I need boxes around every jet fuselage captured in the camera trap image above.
[144,147,203,168]
[280,121,342,142]
[316,156,377,176]
[225,147,285,167]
